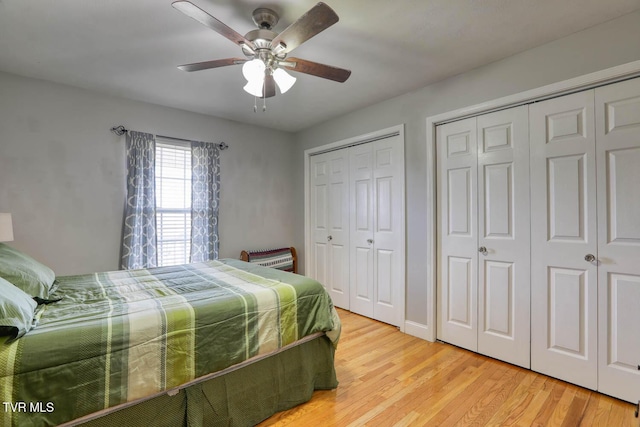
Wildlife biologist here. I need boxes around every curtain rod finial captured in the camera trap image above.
[111,125,128,136]
[218,142,229,150]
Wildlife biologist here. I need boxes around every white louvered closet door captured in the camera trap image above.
[595,78,640,403]
[529,90,599,390]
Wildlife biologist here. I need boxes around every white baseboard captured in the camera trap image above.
[404,320,434,342]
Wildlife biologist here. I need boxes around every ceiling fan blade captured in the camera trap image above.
[270,3,338,54]
[178,58,247,72]
[262,74,276,98]
[282,57,351,83]
[172,1,255,50]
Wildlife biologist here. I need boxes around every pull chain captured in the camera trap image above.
[250,79,267,113]
[262,79,267,112]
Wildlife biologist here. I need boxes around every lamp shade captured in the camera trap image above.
[242,59,266,97]
[242,59,265,82]
[243,79,264,97]
[0,213,14,242]
[273,68,296,94]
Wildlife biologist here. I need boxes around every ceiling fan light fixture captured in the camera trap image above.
[243,78,264,97]
[242,58,265,82]
[273,68,296,94]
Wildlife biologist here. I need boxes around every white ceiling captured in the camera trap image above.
[1,0,639,132]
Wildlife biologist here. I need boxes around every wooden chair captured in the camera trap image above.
[240,247,298,274]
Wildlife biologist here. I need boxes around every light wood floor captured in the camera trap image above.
[260,309,637,426]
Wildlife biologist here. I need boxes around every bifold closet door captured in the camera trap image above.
[530,90,598,390]
[437,107,530,367]
[349,135,405,326]
[437,117,479,351]
[309,148,350,309]
[476,106,530,369]
[595,78,640,402]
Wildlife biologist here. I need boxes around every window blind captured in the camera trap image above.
[155,141,191,266]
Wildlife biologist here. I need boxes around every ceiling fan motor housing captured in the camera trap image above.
[252,8,279,30]
[243,28,287,67]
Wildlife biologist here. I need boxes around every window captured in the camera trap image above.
[121,132,219,271]
[155,140,191,266]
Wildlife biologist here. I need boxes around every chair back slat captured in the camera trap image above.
[240,247,297,274]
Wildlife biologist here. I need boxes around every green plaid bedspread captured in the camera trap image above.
[0,259,340,427]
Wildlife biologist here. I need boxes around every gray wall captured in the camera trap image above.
[292,10,640,327]
[0,71,296,275]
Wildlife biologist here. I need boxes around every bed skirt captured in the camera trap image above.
[65,334,337,427]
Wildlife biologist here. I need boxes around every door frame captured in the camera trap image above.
[304,124,406,331]
[424,60,640,342]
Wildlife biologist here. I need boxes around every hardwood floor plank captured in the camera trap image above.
[391,410,420,427]
[492,374,549,426]
[367,362,484,426]
[581,395,613,427]
[436,361,512,426]
[548,387,578,425]
[417,361,503,425]
[457,369,528,425]
[258,310,636,426]
[482,370,539,425]
[560,388,590,427]
[530,380,566,426]
[606,398,638,427]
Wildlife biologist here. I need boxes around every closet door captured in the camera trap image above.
[350,143,375,318]
[476,106,530,368]
[595,78,640,402]
[530,90,598,389]
[437,117,478,351]
[349,136,405,326]
[310,149,350,309]
[437,108,530,365]
[371,135,405,326]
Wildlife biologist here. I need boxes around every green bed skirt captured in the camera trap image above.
[78,334,337,427]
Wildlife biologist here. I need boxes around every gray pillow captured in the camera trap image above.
[0,276,38,341]
[0,243,56,298]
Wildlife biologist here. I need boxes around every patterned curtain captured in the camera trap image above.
[190,141,220,262]
[121,131,157,269]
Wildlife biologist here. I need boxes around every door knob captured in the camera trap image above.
[367,239,374,244]
[585,254,596,262]
[478,246,488,256]
[327,235,333,241]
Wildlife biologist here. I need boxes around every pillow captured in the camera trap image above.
[0,276,38,341]
[0,243,56,298]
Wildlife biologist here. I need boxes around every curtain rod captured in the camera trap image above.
[110,125,228,150]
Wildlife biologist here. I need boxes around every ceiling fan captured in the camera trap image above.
[172,1,351,100]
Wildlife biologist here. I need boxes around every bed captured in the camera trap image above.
[0,254,340,427]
